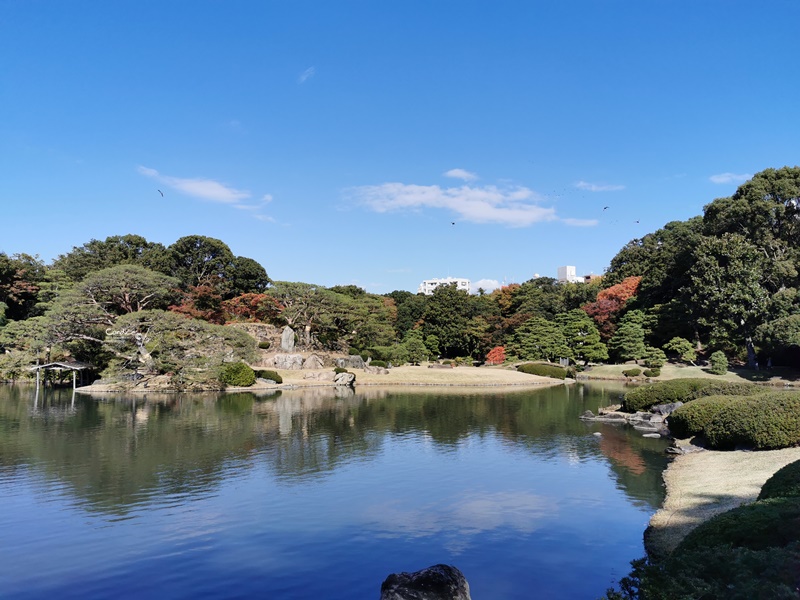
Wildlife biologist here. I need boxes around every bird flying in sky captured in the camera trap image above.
[158,189,164,197]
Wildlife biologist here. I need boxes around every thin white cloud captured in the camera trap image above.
[471,279,500,294]
[348,182,556,227]
[444,168,478,182]
[709,172,751,184]
[561,217,599,227]
[575,180,626,192]
[298,66,316,84]
[138,166,276,223]
[138,166,250,203]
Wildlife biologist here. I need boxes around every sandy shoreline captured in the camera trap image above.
[645,442,800,557]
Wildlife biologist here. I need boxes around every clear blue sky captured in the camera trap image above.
[2,1,798,294]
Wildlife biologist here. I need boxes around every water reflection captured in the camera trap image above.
[0,382,667,516]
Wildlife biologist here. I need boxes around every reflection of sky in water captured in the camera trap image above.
[0,385,666,600]
[363,490,556,553]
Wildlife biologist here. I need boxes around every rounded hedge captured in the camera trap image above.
[622,368,642,378]
[759,460,800,501]
[254,369,283,384]
[704,392,800,450]
[622,378,763,412]
[516,363,567,380]
[677,497,800,553]
[667,395,747,439]
[370,360,388,368]
[642,368,660,378]
[219,362,256,387]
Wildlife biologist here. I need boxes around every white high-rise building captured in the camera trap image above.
[557,265,582,284]
[418,277,471,295]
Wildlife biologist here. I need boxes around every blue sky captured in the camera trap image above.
[2,1,798,294]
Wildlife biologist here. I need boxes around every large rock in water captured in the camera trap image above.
[280,326,295,352]
[333,372,356,386]
[380,564,471,600]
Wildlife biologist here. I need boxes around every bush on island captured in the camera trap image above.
[219,362,256,387]
[622,378,762,412]
[254,369,282,384]
[622,367,642,378]
[704,392,800,450]
[759,460,800,501]
[334,367,349,374]
[642,368,660,378]
[370,360,388,368]
[258,341,271,350]
[667,395,746,439]
[517,363,567,380]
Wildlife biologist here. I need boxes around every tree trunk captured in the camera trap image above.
[746,336,757,369]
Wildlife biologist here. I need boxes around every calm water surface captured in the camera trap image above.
[0,382,668,599]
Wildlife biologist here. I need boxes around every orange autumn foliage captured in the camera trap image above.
[581,276,641,340]
[485,345,506,365]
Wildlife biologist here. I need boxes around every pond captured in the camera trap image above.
[0,382,669,599]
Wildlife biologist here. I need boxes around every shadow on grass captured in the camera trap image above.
[723,366,800,383]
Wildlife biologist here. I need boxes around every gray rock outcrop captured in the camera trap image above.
[380,564,471,600]
[333,372,356,387]
[336,355,365,369]
[302,354,325,369]
[280,326,296,352]
[273,353,304,370]
[364,365,390,375]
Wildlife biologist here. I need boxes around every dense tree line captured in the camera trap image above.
[1,166,798,381]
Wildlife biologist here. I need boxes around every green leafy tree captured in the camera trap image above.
[424,334,440,359]
[0,253,46,320]
[709,350,728,375]
[511,316,571,362]
[556,309,608,365]
[385,290,427,341]
[168,235,236,289]
[642,346,666,369]
[52,234,172,282]
[755,314,800,366]
[421,283,474,358]
[663,336,697,364]
[402,328,428,364]
[683,233,770,367]
[228,256,270,297]
[79,265,180,316]
[607,321,646,363]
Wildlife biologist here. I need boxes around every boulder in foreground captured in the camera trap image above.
[380,564,471,600]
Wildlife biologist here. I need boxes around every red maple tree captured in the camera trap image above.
[581,276,641,340]
[485,345,506,365]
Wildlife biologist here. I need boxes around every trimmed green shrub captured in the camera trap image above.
[677,497,800,553]
[759,460,800,501]
[667,395,746,439]
[254,369,283,384]
[642,368,660,378]
[709,350,728,375]
[642,346,667,369]
[334,367,349,374]
[604,543,800,600]
[622,367,642,378]
[517,362,567,380]
[258,341,271,349]
[218,362,256,387]
[622,378,763,412]
[705,392,800,450]
[370,360,388,368]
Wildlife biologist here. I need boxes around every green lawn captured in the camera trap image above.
[582,362,799,386]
